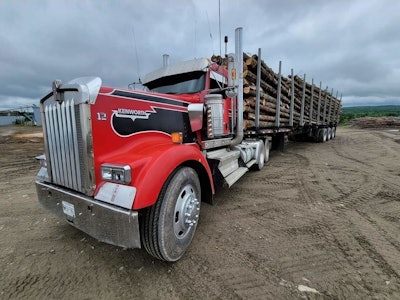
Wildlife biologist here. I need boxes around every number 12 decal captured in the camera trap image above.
[97,112,107,121]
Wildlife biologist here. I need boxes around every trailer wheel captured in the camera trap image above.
[264,140,270,163]
[141,167,201,262]
[255,141,265,170]
[317,129,323,142]
[332,127,336,139]
[322,128,328,142]
[317,128,327,142]
[312,130,319,143]
[327,127,332,140]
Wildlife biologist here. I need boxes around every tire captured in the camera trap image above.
[332,127,336,139]
[255,141,265,170]
[327,127,332,140]
[264,140,270,163]
[313,130,319,143]
[141,167,201,262]
[317,128,328,142]
[322,128,328,142]
[317,129,323,143]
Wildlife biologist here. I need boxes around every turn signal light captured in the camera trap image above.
[231,68,236,80]
[171,132,183,144]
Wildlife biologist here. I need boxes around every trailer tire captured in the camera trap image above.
[332,127,336,139]
[322,128,328,142]
[317,128,328,142]
[317,129,323,143]
[140,167,201,262]
[313,130,319,143]
[255,141,265,170]
[264,140,270,163]
[327,127,332,140]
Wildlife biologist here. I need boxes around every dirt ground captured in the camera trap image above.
[1,125,400,299]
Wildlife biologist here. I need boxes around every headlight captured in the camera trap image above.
[101,164,131,184]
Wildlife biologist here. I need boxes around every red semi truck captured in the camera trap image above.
[35,28,340,261]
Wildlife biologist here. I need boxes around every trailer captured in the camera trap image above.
[35,28,341,262]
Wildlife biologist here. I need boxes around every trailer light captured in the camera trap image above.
[171,132,183,144]
[101,164,131,184]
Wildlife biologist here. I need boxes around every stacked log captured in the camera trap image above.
[349,117,400,128]
[289,75,342,126]
[212,54,342,130]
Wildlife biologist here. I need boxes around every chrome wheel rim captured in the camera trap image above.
[174,184,200,239]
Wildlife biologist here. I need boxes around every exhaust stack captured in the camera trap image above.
[162,54,169,67]
[230,27,244,147]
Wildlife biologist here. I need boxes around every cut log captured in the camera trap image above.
[211,51,342,126]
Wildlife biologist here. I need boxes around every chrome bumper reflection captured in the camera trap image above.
[35,181,141,249]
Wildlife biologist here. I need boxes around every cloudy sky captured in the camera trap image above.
[0,0,399,110]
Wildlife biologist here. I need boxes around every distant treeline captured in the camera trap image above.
[340,105,400,124]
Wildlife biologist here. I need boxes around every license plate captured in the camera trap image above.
[62,201,75,218]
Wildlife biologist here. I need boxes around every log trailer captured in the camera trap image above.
[35,28,341,262]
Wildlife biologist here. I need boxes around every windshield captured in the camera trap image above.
[145,71,206,94]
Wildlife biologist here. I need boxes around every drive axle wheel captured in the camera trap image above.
[141,167,201,262]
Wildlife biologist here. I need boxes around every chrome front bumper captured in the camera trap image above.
[35,181,141,249]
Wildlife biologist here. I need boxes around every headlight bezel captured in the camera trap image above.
[101,163,131,184]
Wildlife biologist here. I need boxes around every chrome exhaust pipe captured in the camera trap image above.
[230,27,244,147]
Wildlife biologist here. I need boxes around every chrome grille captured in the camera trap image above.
[44,99,84,193]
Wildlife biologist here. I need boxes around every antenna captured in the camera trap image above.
[218,0,222,56]
[206,11,215,55]
[131,27,142,85]
[194,9,197,58]
[224,36,228,57]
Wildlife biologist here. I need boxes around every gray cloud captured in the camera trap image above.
[0,0,399,110]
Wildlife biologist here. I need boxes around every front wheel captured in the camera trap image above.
[141,167,201,262]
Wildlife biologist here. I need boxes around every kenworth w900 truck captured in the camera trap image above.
[35,28,341,261]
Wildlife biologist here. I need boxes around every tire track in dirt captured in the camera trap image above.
[250,146,361,298]
[187,159,304,299]
[277,188,369,297]
[369,130,400,155]
[287,139,356,206]
[325,216,400,298]
[328,174,382,209]
[354,209,400,271]
[331,131,400,189]
[324,131,400,293]
[274,131,400,298]
[188,211,291,299]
